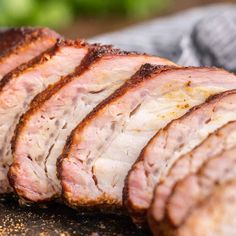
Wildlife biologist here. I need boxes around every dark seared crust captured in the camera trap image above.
[0,27,61,61]
[147,90,236,236]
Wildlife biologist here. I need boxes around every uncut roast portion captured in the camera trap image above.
[9,48,174,202]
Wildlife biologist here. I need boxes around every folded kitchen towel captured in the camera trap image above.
[90,4,236,72]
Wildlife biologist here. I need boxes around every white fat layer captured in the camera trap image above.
[0,46,87,183]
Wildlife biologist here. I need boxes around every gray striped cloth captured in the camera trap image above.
[90,4,236,72]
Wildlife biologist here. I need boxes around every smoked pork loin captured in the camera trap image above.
[9,49,175,202]
[149,143,236,236]
[0,40,89,193]
[0,27,60,79]
[58,66,236,209]
[149,120,236,230]
[125,89,236,224]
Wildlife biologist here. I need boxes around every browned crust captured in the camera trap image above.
[0,27,61,62]
[122,69,236,223]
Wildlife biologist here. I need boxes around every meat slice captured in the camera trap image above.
[158,145,236,236]
[125,89,236,224]
[0,40,89,194]
[150,121,236,225]
[153,180,236,236]
[0,27,60,79]
[58,66,236,209]
[9,52,176,202]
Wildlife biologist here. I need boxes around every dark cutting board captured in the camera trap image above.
[0,196,149,236]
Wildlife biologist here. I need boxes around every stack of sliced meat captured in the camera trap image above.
[0,27,235,235]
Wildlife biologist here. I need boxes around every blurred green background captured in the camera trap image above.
[0,0,235,38]
[0,0,171,27]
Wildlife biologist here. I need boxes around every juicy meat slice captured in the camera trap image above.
[125,89,236,224]
[151,121,236,225]
[58,66,236,209]
[162,146,236,235]
[0,40,89,193]
[0,27,60,79]
[9,50,176,202]
[152,180,236,236]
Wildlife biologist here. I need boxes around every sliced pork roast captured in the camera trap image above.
[0,40,89,193]
[153,180,236,236]
[9,51,176,203]
[149,120,236,229]
[0,27,60,79]
[152,145,236,236]
[58,66,236,209]
[125,89,236,224]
